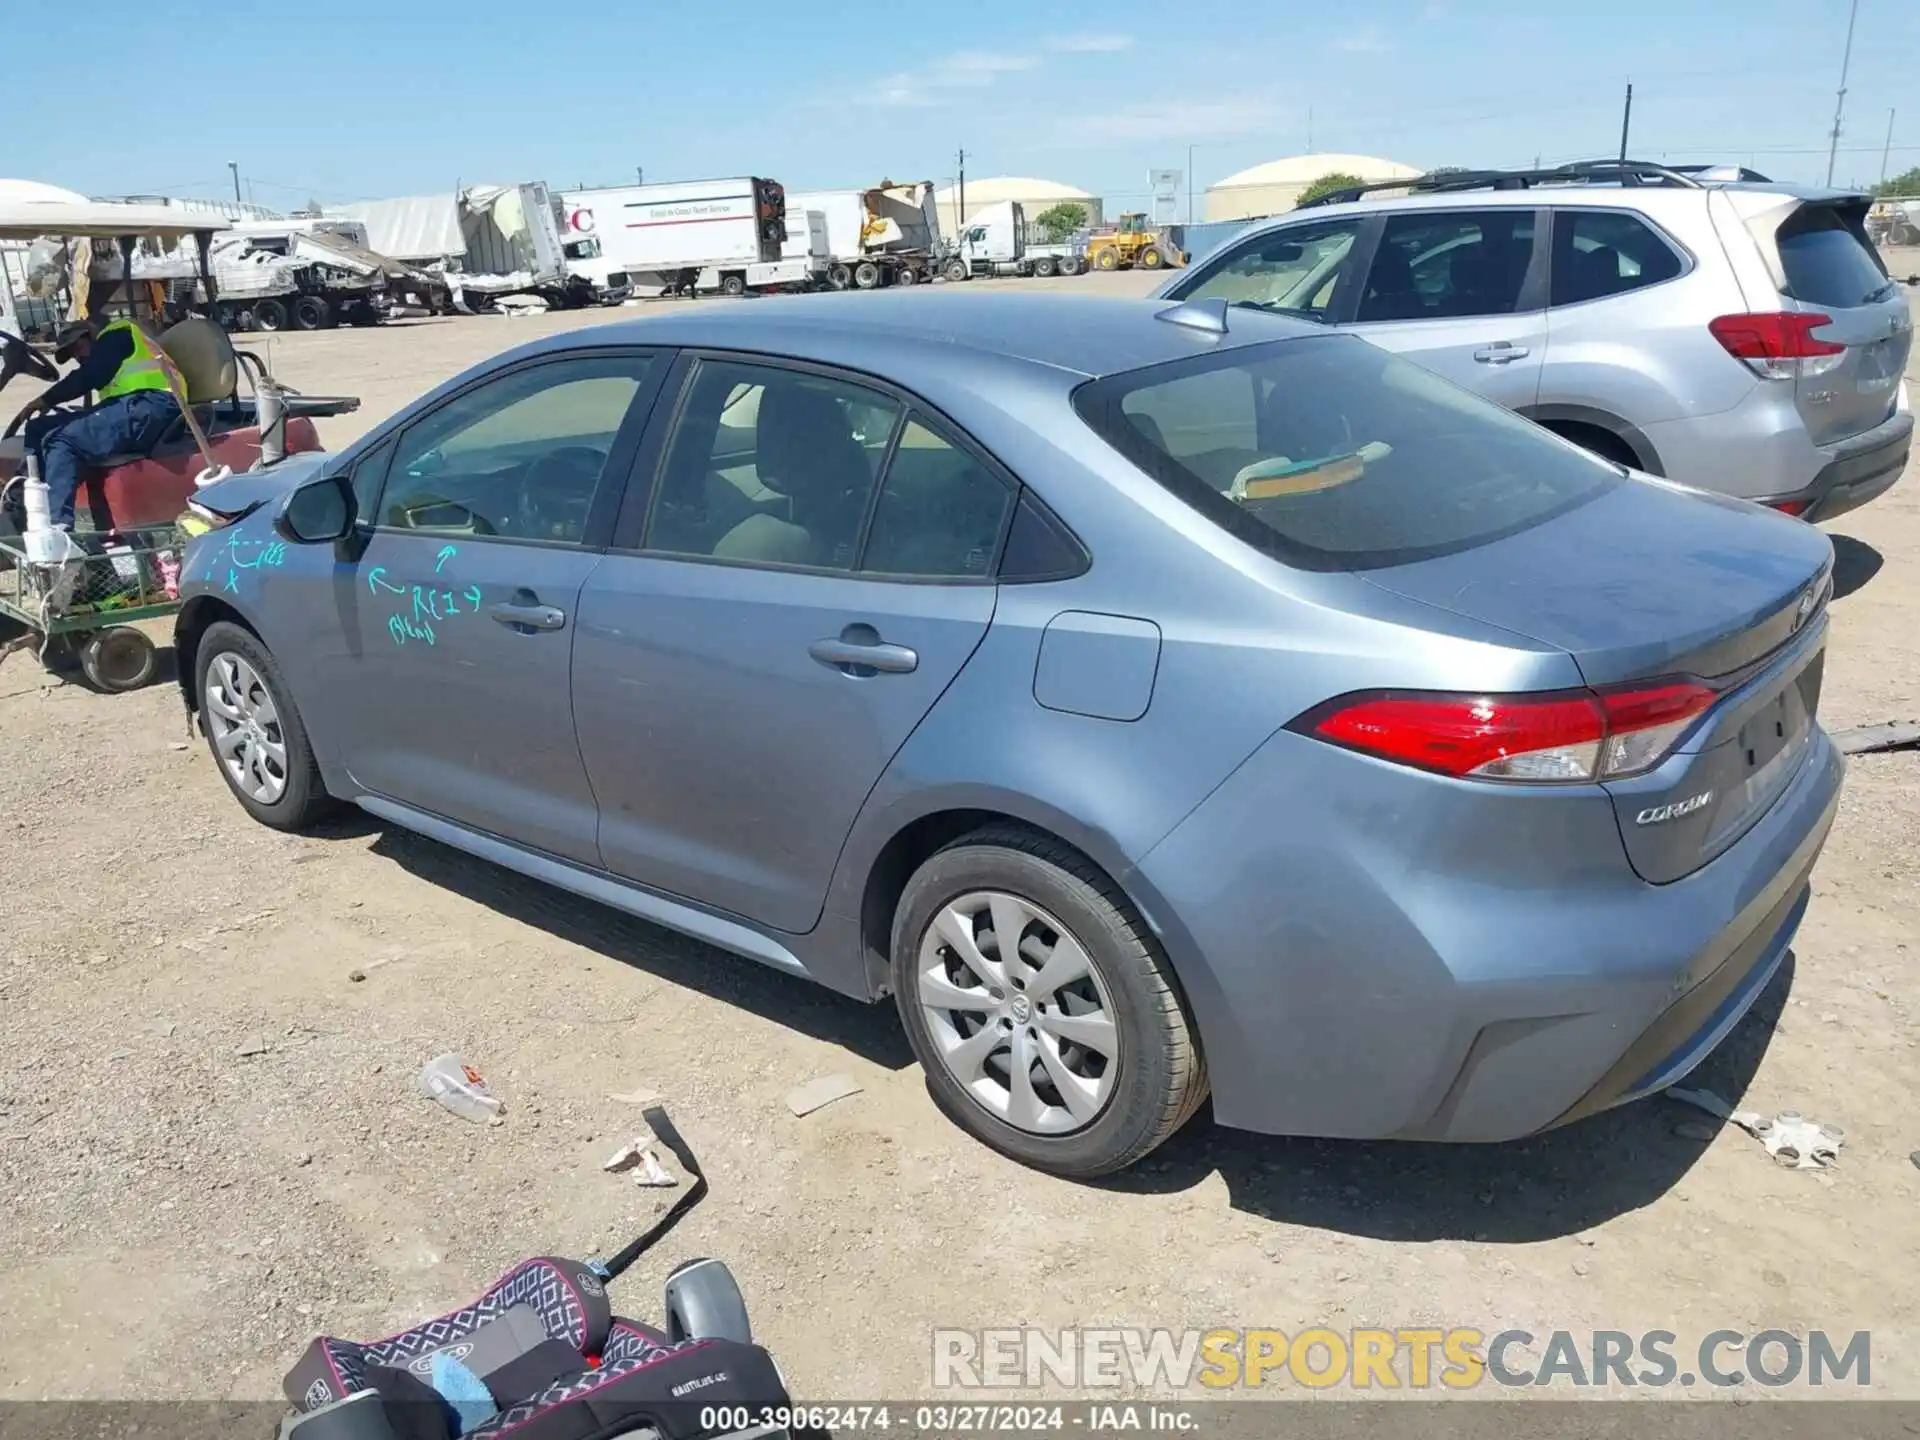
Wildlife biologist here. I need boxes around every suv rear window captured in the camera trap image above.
[1073,334,1621,572]
[1776,204,1892,309]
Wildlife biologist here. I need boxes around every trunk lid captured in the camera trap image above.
[1360,476,1833,882]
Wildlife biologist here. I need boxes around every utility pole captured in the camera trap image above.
[1186,143,1195,224]
[956,147,967,233]
[1826,0,1860,186]
[1881,108,1897,186]
[228,161,241,204]
[1618,83,1633,163]
[1306,106,1314,153]
[636,166,644,186]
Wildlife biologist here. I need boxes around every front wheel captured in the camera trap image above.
[892,829,1208,1177]
[196,621,337,831]
[1093,249,1120,271]
[1139,247,1165,269]
[942,258,969,283]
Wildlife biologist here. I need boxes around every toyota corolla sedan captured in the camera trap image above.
[174,291,1842,1177]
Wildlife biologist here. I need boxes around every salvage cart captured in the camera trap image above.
[0,196,356,691]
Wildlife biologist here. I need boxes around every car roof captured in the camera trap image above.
[1260,179,1861,226]
[559,291,1322,381]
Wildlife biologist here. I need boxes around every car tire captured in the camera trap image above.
[892,827,1208,1177]
[196,621,338,832]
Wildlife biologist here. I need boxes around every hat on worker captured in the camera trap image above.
[51,321,93,363]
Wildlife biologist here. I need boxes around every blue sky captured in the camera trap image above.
[13,0,1919,215]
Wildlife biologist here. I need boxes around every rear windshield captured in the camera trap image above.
[1073,334,1622,572]
[1776,204,1892,309]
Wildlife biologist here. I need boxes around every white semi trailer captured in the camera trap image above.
[561,178,787,297]
[787,180,943,289]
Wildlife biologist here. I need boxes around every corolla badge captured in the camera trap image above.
[1793,584,1818,632]
[1637,791,1713,826]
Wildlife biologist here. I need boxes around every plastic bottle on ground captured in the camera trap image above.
[416,1053,505,1123]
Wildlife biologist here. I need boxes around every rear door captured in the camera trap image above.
[1772,198,1913,446]
[571,355,1015,932]
[1345,206,1548,410]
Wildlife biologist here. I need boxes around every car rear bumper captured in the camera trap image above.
[1640,383,1910,510]
[1754,408,1912,522]
[1127,722,1844,1143]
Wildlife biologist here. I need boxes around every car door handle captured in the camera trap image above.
[809,633,919,675]
[1473,342,1530,363]
[490,602,567,632]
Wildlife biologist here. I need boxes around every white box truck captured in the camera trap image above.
[561,178,786,297]
[689,208,828,296]
[788,180,944,289]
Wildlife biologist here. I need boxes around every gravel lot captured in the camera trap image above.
[2,271,1917,1402]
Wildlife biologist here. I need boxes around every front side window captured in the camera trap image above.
[378,355,652,544]
[1356,209,1536,322]
[1550,210,1684,306]
[1176,219,1365,320]
[1074,334,1620,571]
[646,360,900,569]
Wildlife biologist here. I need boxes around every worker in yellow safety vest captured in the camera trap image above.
[8,312,179,531]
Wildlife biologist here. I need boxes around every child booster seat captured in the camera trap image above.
[278,1109,795,1440]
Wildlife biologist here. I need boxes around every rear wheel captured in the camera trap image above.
[78,626,156,693]
[892,828,1208,1177]
[720,273,746,297]
[1059,255,1084,276]
[196,621,337,831]
[1543,420,1641,470]
[1033,255,1058,278]
[252,298,289,332]
[827,263,852,291]
[853,260,884,290]
[893,265,918,286]
[291,295,331,331]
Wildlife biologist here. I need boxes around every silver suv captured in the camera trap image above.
[1160,162,1913,520]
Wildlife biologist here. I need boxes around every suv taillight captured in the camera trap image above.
[1294,681,1718,783]
[1709,312,1846,381]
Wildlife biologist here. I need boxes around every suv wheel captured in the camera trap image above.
[892,828,1207,1177]
[197,621,337,831]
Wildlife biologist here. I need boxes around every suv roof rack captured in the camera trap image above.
[1296,159,1729,210]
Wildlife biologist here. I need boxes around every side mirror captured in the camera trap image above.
[275,471,356,544]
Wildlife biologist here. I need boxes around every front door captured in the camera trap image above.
[325,350,661,864]
[1344,206,1548,411]
[572,356,1015,932]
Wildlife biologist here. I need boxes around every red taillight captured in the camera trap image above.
[1709,312,1845,380]
[1765,498,1811,516]
[1299,680,1718,783]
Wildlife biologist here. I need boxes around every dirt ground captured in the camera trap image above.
[2,270,1917,1403]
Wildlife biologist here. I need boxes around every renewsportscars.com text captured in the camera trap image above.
[932,1327,1872,1391]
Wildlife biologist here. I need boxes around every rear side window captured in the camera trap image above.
[1550,210,1684,306]
[1356,209,1536,322]
[1074,335,1621,572]
[1776,204,1892,309]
